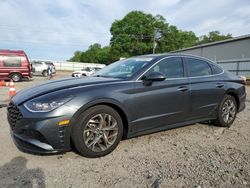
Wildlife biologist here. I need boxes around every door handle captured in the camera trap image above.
[216,83,224,88]
[177,86,189,92]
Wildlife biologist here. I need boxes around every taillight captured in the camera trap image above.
[240,76,246,85]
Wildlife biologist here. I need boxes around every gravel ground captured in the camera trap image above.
[0,72,249,188]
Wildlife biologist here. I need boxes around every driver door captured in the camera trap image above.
[133,57,190,133]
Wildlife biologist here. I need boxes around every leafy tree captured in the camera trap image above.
[69,11,233,64]
[197,31,232,45]
[69,51,81,62]
[110,11,157,56]
[70,43,117,65]
[110,11,198,55]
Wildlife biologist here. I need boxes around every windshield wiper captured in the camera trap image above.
[94,75,112,78]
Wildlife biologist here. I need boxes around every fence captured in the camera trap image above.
[35,59,250,78]
[53,61,106,71]
[217,59,250,78]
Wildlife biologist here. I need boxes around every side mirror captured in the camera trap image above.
[143,71,166,81]
[142,71,166,86]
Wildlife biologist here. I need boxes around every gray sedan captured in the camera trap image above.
[7,54,246,158]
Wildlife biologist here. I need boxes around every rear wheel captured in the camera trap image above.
[42,70,47,77]
[72,105,123,158]
[213,95,237,127]
[11,73,22,82]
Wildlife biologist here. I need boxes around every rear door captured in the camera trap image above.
[33,62,45,73]
[133,57,190,132]
[185,57,225,119]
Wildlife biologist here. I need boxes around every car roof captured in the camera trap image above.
[0,49,26,56]
[135,53,214,63]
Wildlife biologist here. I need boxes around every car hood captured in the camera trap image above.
[12,76,123,105]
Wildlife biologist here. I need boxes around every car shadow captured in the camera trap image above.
[0,156,45,188]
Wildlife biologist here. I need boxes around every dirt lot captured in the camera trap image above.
[0,72,249,188]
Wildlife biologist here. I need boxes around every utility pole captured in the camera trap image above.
[153,35,157,54]
[153,29,161,54]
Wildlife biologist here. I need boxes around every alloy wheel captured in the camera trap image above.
[222,99,236,124]
[83,113,118,152]
[11,74,20,82]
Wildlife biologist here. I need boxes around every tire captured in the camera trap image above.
[72,105,123,158]
[213,95,237,127]
[42,70,47,77]
[11,73,22,82]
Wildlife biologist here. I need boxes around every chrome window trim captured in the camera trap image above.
[135,55,224,81]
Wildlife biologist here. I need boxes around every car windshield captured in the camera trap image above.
[81,67,92,71]
[94,57,153,79]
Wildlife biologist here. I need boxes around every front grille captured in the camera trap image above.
[7,103,23,129]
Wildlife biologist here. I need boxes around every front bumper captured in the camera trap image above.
[72,73,81,77]
[11,132,68,154]
[7,102,75,154]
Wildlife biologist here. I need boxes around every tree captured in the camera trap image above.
[70,44,117,65]
[110,11,157,56]
[197,31,232,45]
[69,51,81,62]
[110,11,198,56]
[69,11,233,63]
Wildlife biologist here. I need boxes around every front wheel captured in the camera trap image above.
[72,105,123,158]
[11,73,22,82]
[213,95,237,127]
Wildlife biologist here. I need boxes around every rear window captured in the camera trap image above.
[187,58,212,77]
[3,56,21,67]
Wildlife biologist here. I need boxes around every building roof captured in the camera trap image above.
[173,34,250,52]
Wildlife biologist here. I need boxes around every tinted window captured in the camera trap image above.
[210,64,223,74]
[3,56,21,67]
[187,58,212,77]
[150,57,184,78]
[34,62,43,66]
[45,62,54,66]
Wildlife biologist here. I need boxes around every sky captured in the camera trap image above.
[0,0,249,61]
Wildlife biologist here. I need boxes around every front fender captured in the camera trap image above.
[68,97,132,134]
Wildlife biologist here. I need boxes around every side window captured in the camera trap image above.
[150,57,184,78]
[34,62,43,66]
[3,56,21,67]
[187,58,212,77]
[210,64,223,74]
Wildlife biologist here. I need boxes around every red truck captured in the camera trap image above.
[0,49,31,82]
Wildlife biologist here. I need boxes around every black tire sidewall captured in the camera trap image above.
[42,70,47,77]
[72,105,123,158]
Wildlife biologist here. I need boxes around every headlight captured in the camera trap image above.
[24,94,74,112]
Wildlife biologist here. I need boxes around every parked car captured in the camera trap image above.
[31,61,56,76]
[72,67,101,77]
[0,49,31,82]
[7,54,246,157]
